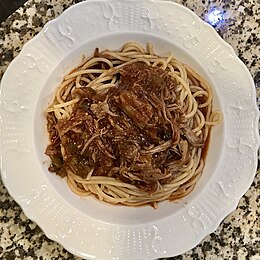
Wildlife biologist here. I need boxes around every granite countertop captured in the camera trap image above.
[0,0,259,259]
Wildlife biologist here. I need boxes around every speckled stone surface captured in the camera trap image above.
[0,0,259,259]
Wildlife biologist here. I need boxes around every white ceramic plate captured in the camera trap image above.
[0,0,259,259]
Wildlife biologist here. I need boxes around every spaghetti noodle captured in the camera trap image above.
[45,42,222,208]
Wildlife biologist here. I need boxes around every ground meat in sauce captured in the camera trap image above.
[46,62,206,194]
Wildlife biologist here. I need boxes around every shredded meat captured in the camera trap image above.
[46,62,206,194]
[116,90,154,128]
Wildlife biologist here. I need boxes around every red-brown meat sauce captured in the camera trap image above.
[46,62,206,193]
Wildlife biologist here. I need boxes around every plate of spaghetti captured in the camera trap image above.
[0,0,259,259]
[45,42,222,207]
